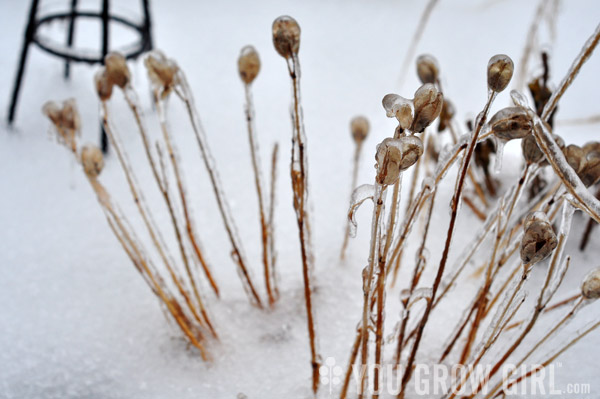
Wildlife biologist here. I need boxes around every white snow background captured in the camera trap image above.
[0,0,599,398]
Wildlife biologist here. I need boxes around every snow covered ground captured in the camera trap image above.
[1,0,599,398]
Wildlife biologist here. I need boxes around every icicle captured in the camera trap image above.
[494,137,506,174]
[348,184,377,237]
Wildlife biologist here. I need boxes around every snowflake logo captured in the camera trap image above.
[319,357,343,394]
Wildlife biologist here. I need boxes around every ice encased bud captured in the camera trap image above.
[144,50,179,95]
[563,144,585,173]
[521,129,543,164]
[350,116,369,143]
[42,101,61,126]
[416,54,439,84]
[520,211,557,265]
[272,16,300,59]
[238,45,261,84]
[382,94,414,130]
[81,144,104,178]
[489,107,533,140]
[581,268,600,299]
[412,83,443,133]
[104,52,130,89]
[487,54,514,93]
[375,136,423,185]
[94,68,113,101]
[578,145,600,187]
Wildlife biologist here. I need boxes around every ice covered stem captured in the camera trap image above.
[398,55,510,399]
[340,116,370,260]
[238,46,277,306]
[172,63,263,308]
[272,15,320,392]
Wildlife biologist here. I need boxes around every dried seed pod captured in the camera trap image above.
[581,268,600,299]
[438,99,455,132]
[578,152,600,187]
[104,52,130,89]
[487,54,514,93]
[416,54,439,84]
[411,83,443,133]
[81,144,105,178]
[489,107,533,140]
[521,123,559,165]
[563,144,585,173]
[520,211,558,265]
[144,50,179,95]
[272,16,300,59]
[61,99,80,132]
[42,101,61,126]
[382,94,414,130]
[94,68,113,101]
[375,136,423,185]
[238,45,261,85]
[583,141,600,158]
[350,116,369,144]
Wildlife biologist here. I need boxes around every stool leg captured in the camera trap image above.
[8,0,40,125]
[100,0,109,153]
[141,0,153,51]
[64,0,78,79]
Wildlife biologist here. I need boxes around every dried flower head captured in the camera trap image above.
[42,101,61,126]
[61,99,80,132]
[578,151,600,187]
[238,45,261,85]
[411,83,443,133]
[94,68,113,101]
[104,52,130,89]
[416,54,439,84]
[375,136,423,185]
[487,54,514,93]
[563,144,585,173]
[520,211,558,265]
[272,16,300,59]
[581,268,600,299]
[489,107,533,141]
[350,116,369,144]
[382,94,414,130]
[81,144,105,178]
[144,50,180,96]
[42,99,80,151]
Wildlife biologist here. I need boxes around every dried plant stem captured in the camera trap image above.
[515,0,550,90]
[398,93,496,399]
[100,101,216,335]
[579,185,600,250]
[151,92,220,297]
[340,141,364,260]
[285,54,320,393]
[244,83,276,305]
[175,76,263,307]
[268,143,279,298]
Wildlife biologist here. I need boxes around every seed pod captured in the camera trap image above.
[104,52,130,89]
[563,144,585,173]
[61,99,80,132]
[438,99,455,132]
[581,268,600,299]
[489,107,533,140]
[520,211,557,265]
[144,50,179,95]
[382,94,414,130]
[42,101,61,126]
[411,83,443,133]
[94,68,113,101]
[583,141,600,158]
[350,116,369,144]
[578,152,600,187]
[272,16,300,59]
[487,54,514,93]
[375,136,423,185]
[238,45,261,85]
[416,54,439,84]
[81,144,104,178]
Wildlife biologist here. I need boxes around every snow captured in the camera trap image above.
[1,0,600,398]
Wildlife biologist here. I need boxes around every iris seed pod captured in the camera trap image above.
[411,83,443,133]
[144,50,179,94]
[489,107,533,140]
[382,94,414,130]
[94,68,113,101]
[520,211,558,264]
[61,99,80,132]
[238,45,261,85]
[578,152,600,187]
[104,52,130,89]
[563,144,585,173]
[81,145,105,178]
[375,136,423,185]
[487,54,514,93]
[416,54,439,84]
[350,116,369,144]
[42,101,61,127]
[581,268,600,299]
[272,16,300,59]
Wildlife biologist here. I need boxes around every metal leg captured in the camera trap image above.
[64,0,78,79]
[100,0,109,153]
[142,0,153,51]
[8,0,40,124]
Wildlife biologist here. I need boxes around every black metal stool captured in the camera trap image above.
[7,0,153,152]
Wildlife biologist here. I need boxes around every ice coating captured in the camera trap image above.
[272,16,301,58]
[382,93,414,130]
[347,184,376,238]
[487,54,513,93]
[493,136,505,174]
[411,83,443,133]
[238,45,261,84]
[489,107,533,141]
[416,54,439,84]
[582,268,600,299]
